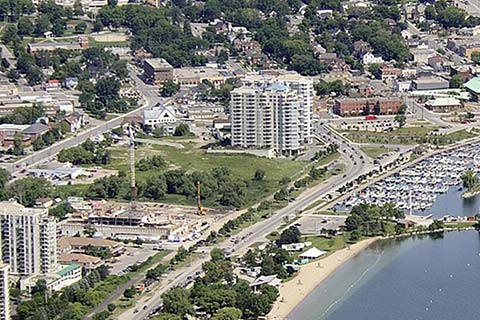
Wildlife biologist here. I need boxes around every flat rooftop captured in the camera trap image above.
[144,58,173,70]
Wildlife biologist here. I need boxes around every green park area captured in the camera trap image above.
[55,139,341,209]
[344,127,476,145]
[360,146,390,158]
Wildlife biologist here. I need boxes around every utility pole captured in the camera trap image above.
[129,124,137,208]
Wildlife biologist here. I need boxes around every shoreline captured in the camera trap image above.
[267,236,381,320]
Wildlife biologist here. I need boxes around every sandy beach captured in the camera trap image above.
[267,237,381,320]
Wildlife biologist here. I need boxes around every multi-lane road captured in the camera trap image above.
[119,124,370,320]
[2,68,162,174]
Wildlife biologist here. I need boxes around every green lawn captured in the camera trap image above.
[345,127,477,145]
[88,37,130,48]
[106,142,308,183]
[302,234,347,252]
[360,146,390,159]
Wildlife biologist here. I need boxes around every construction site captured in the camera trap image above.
[57,125,228,242]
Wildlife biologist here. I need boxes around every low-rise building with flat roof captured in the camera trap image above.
[59,253,105,272]
[143,58,174,85]
[411,78,450,91]
[333,98,403,116]
[173,67,235,87]
[20,264,82,293]
[59,237,125,256]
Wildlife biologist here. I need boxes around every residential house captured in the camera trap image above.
[362,52,384,65]
[379,66,402,81]
[46,79,61,91]
[62,112,86,133]
[63,77,78,89]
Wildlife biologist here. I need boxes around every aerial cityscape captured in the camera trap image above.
[1,0,480,319]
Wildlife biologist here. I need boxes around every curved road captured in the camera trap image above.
[2,67,163,174]
[120,124,369,320]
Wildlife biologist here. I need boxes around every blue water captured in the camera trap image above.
[289,231,480,320]
[424,187,480,218]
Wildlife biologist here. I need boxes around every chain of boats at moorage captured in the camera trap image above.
[336,143,480,213]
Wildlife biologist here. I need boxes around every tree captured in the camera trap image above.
[254,169,266,181]
[93,19,104,32]
[162,287,194,316]
[450,74,464,88]
[6,177,52,206]
[461,169,478,191]
[48,202,74,220]
[174,123,191,136]
[93,311,110,320]
[2,24,18,45]
[123,286,136,299]
[160,80,180,97]
[274,188,288,201]
[18,17,34,36]
[12,133,24,156]
[73,0,84,16]
[75,21,87,34]
[368,63,381,79]
[394,114,406,128]
[472,51,480,64]
[34,15,51,36]
[276,226,301,246]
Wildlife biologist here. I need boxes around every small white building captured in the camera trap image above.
[299,247,326,260]
[143,104,177,128]
[363,52,384,65]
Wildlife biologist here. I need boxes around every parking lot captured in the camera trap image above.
[295,214,347,235]
[109,245,160,274]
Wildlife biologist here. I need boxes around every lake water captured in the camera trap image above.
[422,186,480,218]
[289,231,480,320]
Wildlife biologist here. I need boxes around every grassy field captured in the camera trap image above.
[345,127,477,145]
[360,146,390,158]
[88,37,130,48]
[106,142,309,183]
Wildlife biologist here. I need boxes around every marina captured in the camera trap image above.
[335,143,480,217]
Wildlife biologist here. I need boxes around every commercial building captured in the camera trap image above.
[0,263,9,320]
[411,78,450,91]
[58,237,125,257]
[425,98,462,112]
[59,253,105,272]
[143,58,174,85]
[333,98,403,116]
[173,67,235,87]
[27,36,89,54]
[0,201,57,275]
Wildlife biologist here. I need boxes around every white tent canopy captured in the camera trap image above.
[299,247,326,259]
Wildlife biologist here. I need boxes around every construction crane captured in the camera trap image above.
[129,124,137,206]
[196,181,207,215]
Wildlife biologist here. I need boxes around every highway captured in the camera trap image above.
[2,67,162,174]
[119,123,370,320]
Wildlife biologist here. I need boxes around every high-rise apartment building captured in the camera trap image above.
[0,201,57,276]
[0,263,9,320]
[231,72,314,155]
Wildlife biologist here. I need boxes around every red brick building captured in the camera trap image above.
[333,98,403,117]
